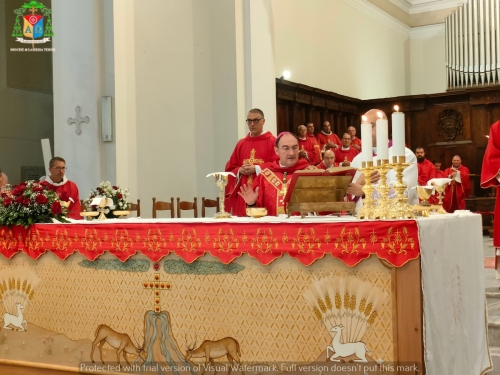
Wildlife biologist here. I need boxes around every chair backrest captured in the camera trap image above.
[129,199,141,217]
[152,197,175,218]
[201,197,219,217]
[177,197,198,218]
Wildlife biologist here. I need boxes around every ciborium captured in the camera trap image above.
[414,186,435,217]
[428,178,451,214]
[206,172,236,219]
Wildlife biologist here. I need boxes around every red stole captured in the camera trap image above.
[307,134,322,163]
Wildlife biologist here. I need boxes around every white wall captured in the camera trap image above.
[271,0,411,99]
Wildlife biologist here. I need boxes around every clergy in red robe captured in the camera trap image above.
[225,109,278,217]
[306,122,323,163]
[334,133,359,166]
[415,147,435,186]
[481,120,500,246]
[443,155,471,213]
[316,150,338,169]
[238,133,316,216]
[348,126,362,151]
[297,125,319,165]
[316,121,341,153]
[428,159,446,204]
[44,157,81,220]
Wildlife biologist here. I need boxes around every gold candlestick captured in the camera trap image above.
[388,155,415,219]
[357,161,376,220]
[373,159,391,219]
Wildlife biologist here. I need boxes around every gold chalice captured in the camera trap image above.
[206,172,236,219]
[428,178,451,214]
[246,207,267,218]
[414,186,435,217]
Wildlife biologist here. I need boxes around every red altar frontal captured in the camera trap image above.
[0,215,491,375]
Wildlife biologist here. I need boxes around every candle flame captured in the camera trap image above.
[362,115,367,122]
[394,105,399,112]
[377,111,383,119]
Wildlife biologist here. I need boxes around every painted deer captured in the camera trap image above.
[2,303,27,332]
[327,325,370,363]
[91,324,146,367]
[185,334,243,375]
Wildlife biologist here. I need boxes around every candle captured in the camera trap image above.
[392,105,405,157]
[360,115,372,162]
[375,111,388,161]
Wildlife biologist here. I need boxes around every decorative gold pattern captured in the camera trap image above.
[212,228,238,252]
[176,228,201,253]
[251,228,278,253]
[52,229,72,252]
[111,229,133,252]
[81,228,101,252]
[381,226,415,255]
[143,229,168,252]
[0,228,17,251]
[291,228,320,254]
[335,227,366,254]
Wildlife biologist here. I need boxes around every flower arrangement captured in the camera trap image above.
[84,181,130,217]
[0,181,69,227]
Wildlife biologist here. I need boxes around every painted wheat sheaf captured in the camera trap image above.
[0,267,40,316]
[304,276,386,344]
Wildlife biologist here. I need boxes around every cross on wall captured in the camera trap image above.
[67,106,90,135]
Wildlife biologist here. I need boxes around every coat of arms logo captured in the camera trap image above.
[12,1,54,46]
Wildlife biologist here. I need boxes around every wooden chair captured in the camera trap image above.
[128,199,141,217]
[152,197,175,218]
[176,197,198,218]
[201,197,219,217]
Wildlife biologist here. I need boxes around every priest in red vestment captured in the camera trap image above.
[416,147,435,186]
[238,133,316,216]
[429,159,446,204]
[306,122,323,163]
[297,125,319,165]
[44,157,81,220]
[316,121,341,153]
[334,133,359,166]
[316,150,338,169]
[347,126,362,151]
[481,120,500,247]
[443,155,471,212]
[225,109,278,216]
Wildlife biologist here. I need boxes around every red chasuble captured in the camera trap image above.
[298,137,319,165]
[306,134,322,163]
[46,179,81,220]
[334,147,359,163]
[351,137,362,151]
[442,165,471,212]
[481,120,500,246]
[225,132,278,216]
[417,158,435,186]
[316,131,341,151]
[316,161,339,169]
[252,159,316,216]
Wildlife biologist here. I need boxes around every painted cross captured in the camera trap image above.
[67,106,90,135]
[243,148,264,183]
[143,272,171,313]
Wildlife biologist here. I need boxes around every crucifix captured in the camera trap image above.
[67,106,90,135]
[143,271,171,313]
[243,148,264,183]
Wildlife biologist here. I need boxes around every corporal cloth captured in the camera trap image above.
[225,131,277,216]
[443,165,470,212]
[44,176,81,220]
[481,120,500,246]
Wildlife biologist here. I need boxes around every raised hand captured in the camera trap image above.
[237,182,259,206]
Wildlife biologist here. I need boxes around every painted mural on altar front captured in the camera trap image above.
[0,252,395,374]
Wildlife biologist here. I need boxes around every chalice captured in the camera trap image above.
[414,186,435,217]
[206,172,236,219]
[428,178,451,214]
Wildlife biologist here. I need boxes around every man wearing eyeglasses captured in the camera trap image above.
[44,156,81,219]
[225,109,279,216]
[238,132,316,216]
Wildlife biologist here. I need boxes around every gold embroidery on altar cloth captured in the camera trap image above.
[334,227,366,254]
[176,228,202,253]
[381,226,414,255]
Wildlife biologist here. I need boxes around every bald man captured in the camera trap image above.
[316,150,339,169]
[443,155,470,213]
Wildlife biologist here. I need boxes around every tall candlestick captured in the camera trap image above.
[376,112,388,161]
[360,115,372,162]
[391,106,405,157]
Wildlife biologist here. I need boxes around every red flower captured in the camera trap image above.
[22,198,30,206]
[32,186,44,192]
[12,186,25,196]
[117,193,123,199]
[3,198,12,206]
[35,194,48,205]
[51,201,62,215]
[113,186,118,190]
[59,191,70,202]
[15,195,24,204]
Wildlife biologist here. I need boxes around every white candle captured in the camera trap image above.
[375,112,388,160]
[360,115,372,162]
[391,105,405,157]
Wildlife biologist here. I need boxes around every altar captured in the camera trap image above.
[0,213,491,375]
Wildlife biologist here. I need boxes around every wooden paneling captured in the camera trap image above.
[276,80,500,198]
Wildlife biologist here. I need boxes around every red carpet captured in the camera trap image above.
[485,257,495,269]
